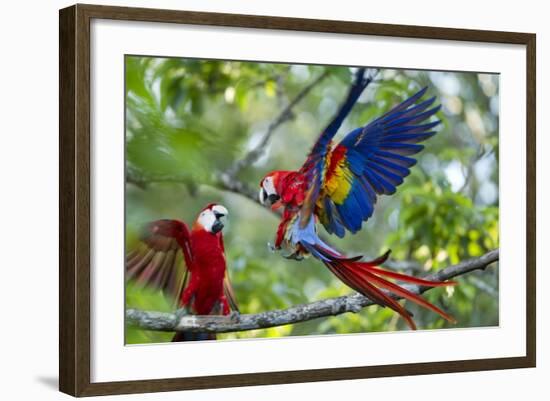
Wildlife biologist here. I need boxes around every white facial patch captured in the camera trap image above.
[262,176,277,196]
[197,204,228,232]
[197,209,216,232]
[212,204,228,217]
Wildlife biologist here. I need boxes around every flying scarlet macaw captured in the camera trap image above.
[126,203,238,341]
[259,69,455,329]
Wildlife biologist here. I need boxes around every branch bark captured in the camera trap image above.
[126,249,499,333]
[126,168,267,210]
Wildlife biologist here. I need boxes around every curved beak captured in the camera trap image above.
[259,188,281,207]
[267,194,280,205]
[211,219,224,234]
[211,207,227,234]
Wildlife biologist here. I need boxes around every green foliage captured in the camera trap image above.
[125,56,499,342]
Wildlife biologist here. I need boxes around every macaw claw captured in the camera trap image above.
[283,252,304,261]
[229,310,241,322]
[175,306,191,319]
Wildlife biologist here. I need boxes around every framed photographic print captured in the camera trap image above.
[59,3,536,397]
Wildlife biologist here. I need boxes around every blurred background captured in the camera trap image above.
[124,56,499,344]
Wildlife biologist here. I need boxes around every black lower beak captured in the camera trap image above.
[211,220,224,234]
[267,194,280,205]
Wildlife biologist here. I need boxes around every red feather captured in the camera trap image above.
[182,226,228,315]
[315,245,455,329]
[325,259,417,329]
[126,207,238,342]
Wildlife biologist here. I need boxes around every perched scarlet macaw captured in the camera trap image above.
[259,69,455,329]
[126,203,238,341]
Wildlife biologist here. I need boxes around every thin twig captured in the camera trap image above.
[127,68,376,209]
[126,249,499,333]
[225,70,330,177]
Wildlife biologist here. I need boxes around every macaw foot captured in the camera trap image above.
[229,310,241,322]
[283,252,304,261]
[175,306,191,319]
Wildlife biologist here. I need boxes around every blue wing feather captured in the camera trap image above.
[351,182,374,220]
[367,161,404,187]
[323,197,346,238]
[309,69,371,156]
[374,151,417,167]
[319,87,441,236]
[299,68,374,229]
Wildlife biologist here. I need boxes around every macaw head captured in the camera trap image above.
[195,203,228,234]
[259,171,292,209]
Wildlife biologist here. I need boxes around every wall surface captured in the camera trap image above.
[0,0,544,399]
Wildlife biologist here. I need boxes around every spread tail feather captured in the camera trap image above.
[326,258,418,329]
[313,245,456,329]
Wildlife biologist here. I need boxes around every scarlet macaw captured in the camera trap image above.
[126,203,238,341]
[259,69,455,329]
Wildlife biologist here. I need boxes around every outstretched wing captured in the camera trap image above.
[126,219,192,302]
[302,68,370,170]
[302,87,441,237]
[299,68,370,222]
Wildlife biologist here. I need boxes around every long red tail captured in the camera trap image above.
[318,248,456,330]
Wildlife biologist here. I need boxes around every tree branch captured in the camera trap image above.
[126,168,267,210]
[126,68,377,211]
[126,249,499,333]
[216,171,265,206]
[124,71,329,200]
